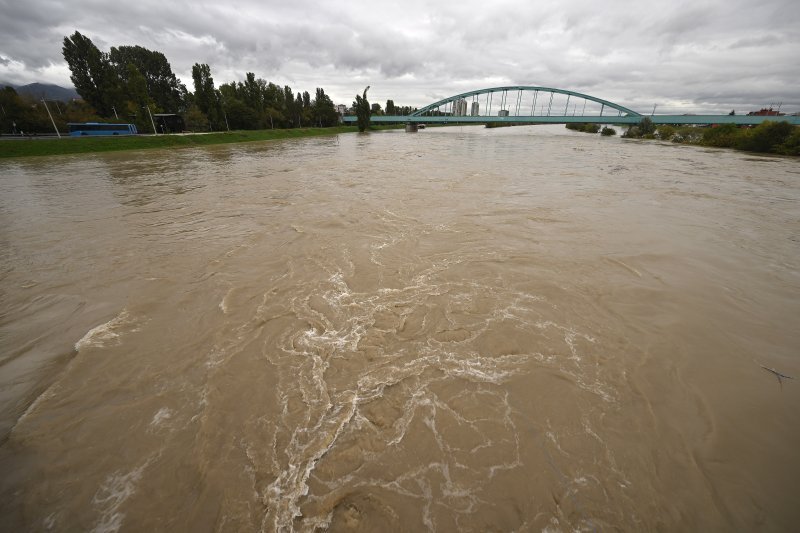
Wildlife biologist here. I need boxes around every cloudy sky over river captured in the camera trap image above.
[1,0,798,113]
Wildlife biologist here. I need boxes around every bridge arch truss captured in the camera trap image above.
[410,86,642,119]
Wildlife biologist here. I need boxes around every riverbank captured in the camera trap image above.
[565,120,799,156]
[0,125,399,159]
[622,119,800,156]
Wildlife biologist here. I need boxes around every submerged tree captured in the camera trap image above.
[353,86,370,132]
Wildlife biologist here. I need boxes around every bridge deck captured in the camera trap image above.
[343,115,800,126]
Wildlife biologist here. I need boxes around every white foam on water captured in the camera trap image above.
[255,255,625,530]
[149,407,173,428]
[91,460,150,533]
[219,288,234,314]
[43,512,58,530]
[15,383,58,428]
[74,310,137,352]
[263,391,359,532]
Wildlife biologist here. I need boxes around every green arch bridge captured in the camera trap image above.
[342,86,799,126]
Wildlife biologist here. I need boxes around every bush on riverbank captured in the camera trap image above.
[738,121,797,155]
[622,117,656,139]
[624,117,799,156]
[655,125,675,141]
[697,121,798,155]
[601,126,616,136]
[565,123,600,134]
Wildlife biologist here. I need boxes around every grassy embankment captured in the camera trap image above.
[0,125,401,159]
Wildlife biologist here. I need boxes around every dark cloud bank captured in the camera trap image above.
[1,0,798,113]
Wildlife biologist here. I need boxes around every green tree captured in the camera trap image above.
[184,104,209,131]
[353,86,371,132]
[0,86,24,133]
[191,63,222,129]
[263,82,285,128]
[385,99,396,115]
[0,87,53,133]
[737,121,794,153]
[639,116,655,136]
[656,125,675,141]
[62,31,122,117]
[110,45,186,112]
[312,88,338,127]
[777,127,800,156]
[295,93,306,126]
[123,63,157,132]
[623,116,656,138]
[240,72,263,116]
[701,123,738,148]
[223,97,258,129]
[282,86,298,128]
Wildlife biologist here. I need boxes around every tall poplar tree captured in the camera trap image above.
[62,31,121,117]
[191,63,221,129]
[353,86,370,132]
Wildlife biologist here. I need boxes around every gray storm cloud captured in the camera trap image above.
[0,0,798,112]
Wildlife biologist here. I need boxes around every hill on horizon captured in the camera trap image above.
[1,82,80,102]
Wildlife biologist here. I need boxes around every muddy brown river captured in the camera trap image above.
[1,125,799,532]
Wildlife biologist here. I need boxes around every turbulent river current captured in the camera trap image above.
[1,125,799,532]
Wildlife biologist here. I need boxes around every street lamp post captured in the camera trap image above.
[41,99,61,139]
[144,105,157,135]
[218,94,230,131]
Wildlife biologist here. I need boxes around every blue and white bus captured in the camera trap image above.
[67,123,138,136]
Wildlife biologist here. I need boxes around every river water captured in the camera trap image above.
[1,125,799,532]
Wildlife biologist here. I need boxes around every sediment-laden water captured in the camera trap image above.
[1,125,799,532]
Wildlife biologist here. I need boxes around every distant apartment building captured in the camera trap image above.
[452,98,468,116]
[498,109,510,117]
[336,104,348,115]
[470,101,480,116]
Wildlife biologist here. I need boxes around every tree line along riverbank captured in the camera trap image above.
[1,31,411,138]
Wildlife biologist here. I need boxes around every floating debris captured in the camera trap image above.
[761,365,795,388]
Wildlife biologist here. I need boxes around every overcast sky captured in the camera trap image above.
[1,0,798,113]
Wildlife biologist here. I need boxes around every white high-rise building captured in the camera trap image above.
[471,101,480,116]
[452,98,467,116]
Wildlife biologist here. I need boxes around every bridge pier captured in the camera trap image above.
[405,122,418,133]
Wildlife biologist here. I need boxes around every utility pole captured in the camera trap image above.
[218,94,230,131]
[41,99,61,139]
[144,105,157,134]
